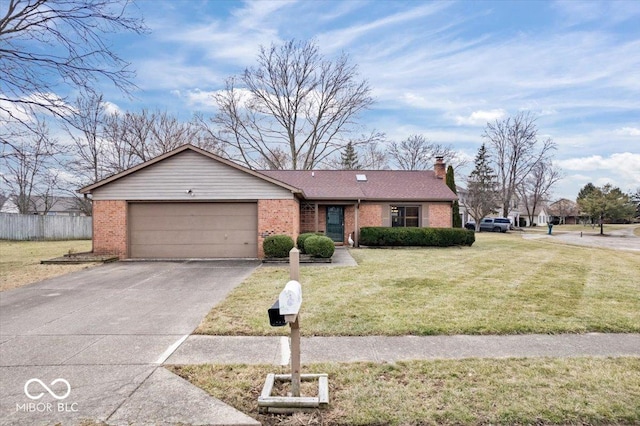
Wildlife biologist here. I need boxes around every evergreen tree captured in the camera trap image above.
[576,182,597,203]
[465,144,499,230]
[446,165,462,228]
[577,184,635,234]
[340,141,361,169]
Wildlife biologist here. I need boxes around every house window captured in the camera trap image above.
[391,205,420,227]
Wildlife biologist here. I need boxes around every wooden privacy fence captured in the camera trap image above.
[0,213,92,240]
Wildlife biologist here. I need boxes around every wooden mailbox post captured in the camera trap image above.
[258,247,329,413]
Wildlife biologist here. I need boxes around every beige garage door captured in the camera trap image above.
[129,202,257,258]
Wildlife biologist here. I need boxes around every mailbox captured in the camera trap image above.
[268,299,287,327]
[279,280,302,315]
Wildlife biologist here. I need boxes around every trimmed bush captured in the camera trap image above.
[263,234,294,258]
[359,227,475,247]
[304,235,335,258]
[296,232,324,254]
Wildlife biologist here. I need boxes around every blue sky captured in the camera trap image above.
[99,0,640,200]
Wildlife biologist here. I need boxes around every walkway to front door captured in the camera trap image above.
[326,206,344,242]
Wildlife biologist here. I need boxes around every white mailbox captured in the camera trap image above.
[278,280,302,316]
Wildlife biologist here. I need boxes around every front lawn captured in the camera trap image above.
[170,357,640,426]
[0,240,93,291]
[196,233,640,336]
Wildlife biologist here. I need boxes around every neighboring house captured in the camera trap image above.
[517,204,551,227]
[455,186,554,228]
[455,185,472,226]
[79,144,457,259]
[0,199,18,214]
[548,198,580,224]
[0,196,86,216]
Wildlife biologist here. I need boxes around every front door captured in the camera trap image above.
[326,206,344,242]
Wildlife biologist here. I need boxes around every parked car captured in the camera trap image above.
[479,217,511,233]
[464,221,476,230]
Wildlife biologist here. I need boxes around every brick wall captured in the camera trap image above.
[92,200,128,257]
[359,204,383,228]
[428,202,453,228]
[345,203,383,245]
[257,199,300,258]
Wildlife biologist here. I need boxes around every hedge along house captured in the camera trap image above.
[80,144,457,259]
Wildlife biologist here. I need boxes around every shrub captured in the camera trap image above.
[304,235,335,258]
[359,227,474,247]
[263,235,294,258]
[296,232,324,254]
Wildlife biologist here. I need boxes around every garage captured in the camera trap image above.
[129,202,257,258]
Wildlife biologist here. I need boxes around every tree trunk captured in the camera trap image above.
[600,215,604,235]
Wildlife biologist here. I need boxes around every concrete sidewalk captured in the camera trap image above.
[166,333,640,365]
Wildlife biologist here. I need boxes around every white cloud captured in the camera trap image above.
[615,127,640,136]
[455,109,506,126]
[0,99,33,123]
[556,152,640,172]
[103,101,121,115]
[555,152,640,194]
[318,2,451,52]
[182,89,218,108]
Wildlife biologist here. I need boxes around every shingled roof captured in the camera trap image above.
[261,170,457,201]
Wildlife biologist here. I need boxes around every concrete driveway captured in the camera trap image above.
[529,225,640,252]
[0,260,261,426]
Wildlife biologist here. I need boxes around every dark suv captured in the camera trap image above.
[479,217,511,233]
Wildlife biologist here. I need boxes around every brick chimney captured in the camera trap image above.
[434,156,446,179]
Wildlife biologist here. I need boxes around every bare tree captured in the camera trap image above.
[211,39,375,170]
[483,112,557,217]
[517,160,562,226]
[115,110,220,163]
[322,133,387,170]
[465,143,499,230]
[0,0,146,145]
[0,118,59,213]
[359,140,388,170]
[101,111,138,174]
[65,92,110,185]
[0,191,8,210]
[387,135,459,170]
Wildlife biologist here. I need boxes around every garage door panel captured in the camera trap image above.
[130,229,256,245]
[129,202,257,258]
[130,203,250,216]
[130,215,256,231]
[130,243,256,259]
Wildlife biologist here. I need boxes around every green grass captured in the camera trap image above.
[196,233,640,336]
[170,357,640,426]
[0,240,93,291]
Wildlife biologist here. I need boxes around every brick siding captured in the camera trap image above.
[344,203,383,244]
[428,202,453,228]
[359,204,383,228]
[92,200,128,258]
[257,199,300,258]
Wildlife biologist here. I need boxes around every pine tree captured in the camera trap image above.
[446,165,462,228]
[465,144,499,230]
[340,141,360,170]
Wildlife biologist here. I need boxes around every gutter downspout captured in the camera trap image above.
[355,199,360,247]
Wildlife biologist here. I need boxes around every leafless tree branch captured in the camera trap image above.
[211,39,375,170]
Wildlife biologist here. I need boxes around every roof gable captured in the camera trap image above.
[79,144,300,196]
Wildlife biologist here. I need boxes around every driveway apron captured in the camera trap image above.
[0,260,260,426]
